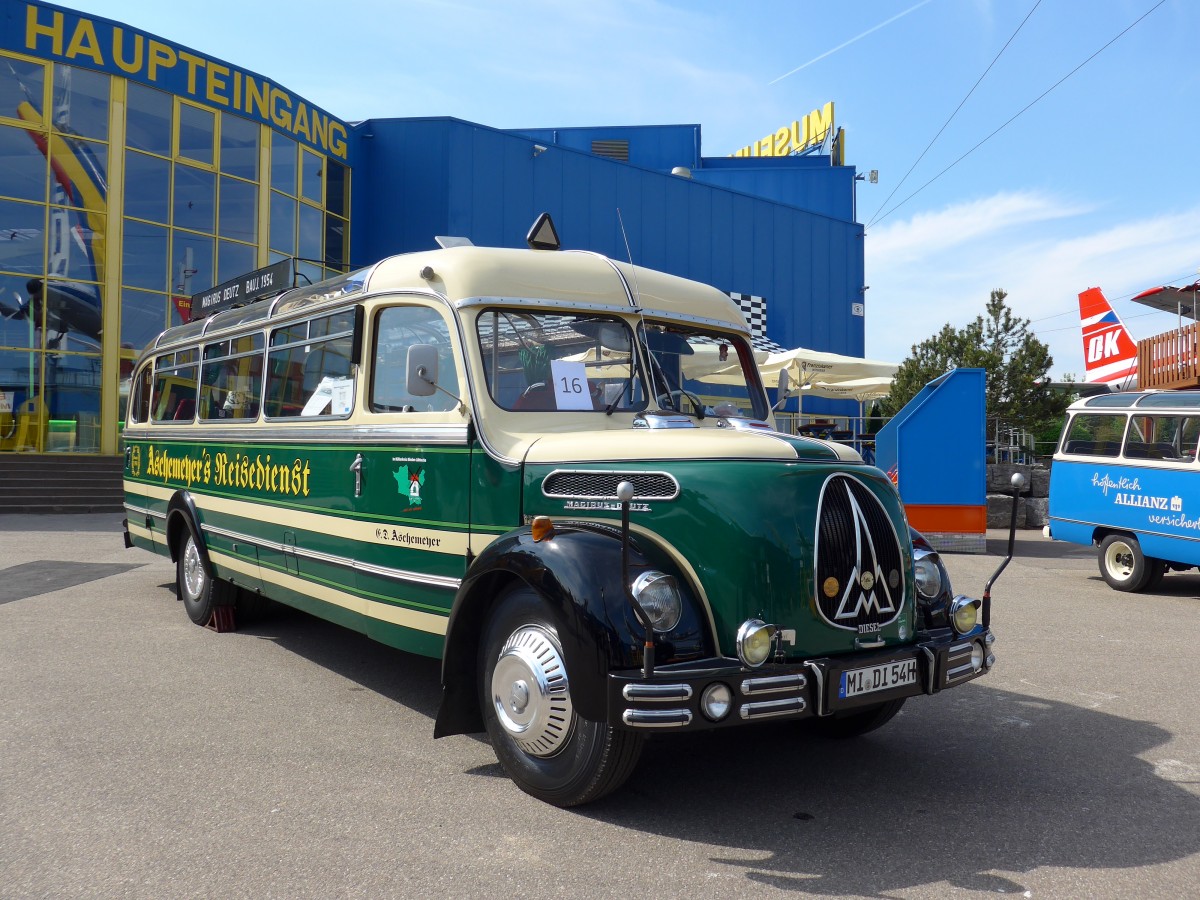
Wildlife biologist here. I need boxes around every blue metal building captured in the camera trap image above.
[352,118,866,363]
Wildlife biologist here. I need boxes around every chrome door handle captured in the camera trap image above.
[349,453,364,498]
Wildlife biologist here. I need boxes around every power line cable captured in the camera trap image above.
[865,0,1042,230]
[867,0,1166,230]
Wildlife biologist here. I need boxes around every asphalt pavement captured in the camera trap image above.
[1,514,1198,899]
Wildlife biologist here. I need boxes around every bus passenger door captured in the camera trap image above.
[350,302,473,656]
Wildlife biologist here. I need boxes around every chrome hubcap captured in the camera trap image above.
[491,625,574,758]
[182,538,205,601]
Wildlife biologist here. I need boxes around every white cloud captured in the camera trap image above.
[865,193,1200,379]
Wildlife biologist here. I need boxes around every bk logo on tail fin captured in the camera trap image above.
[1078,287,1137,385]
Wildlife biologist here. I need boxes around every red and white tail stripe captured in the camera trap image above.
[1078,287,1138,385]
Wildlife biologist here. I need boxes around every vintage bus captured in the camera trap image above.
[123,223,1000,806]
[1048,390,1200,590]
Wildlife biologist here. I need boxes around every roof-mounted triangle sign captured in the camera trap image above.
[526,212,561,251]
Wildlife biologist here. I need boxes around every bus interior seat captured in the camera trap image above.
[173,398,196,420]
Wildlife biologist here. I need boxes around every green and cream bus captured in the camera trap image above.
[123,223,999,806]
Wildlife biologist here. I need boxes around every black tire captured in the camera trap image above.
[1143,558,1168,592]
[1098,533,1151,592]
[813,697,906,738]
[177,529,216,625]
[479,584,643,807]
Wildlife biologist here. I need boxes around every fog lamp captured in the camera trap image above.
[701,683,733,721]
[736,619,776,668]
[949,596,981,635]
[970,641,985,672]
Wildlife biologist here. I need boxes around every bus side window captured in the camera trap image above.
[264,312,355,418]
[129,364,153,424]
[371,306,459,413]
[151,351,199,423]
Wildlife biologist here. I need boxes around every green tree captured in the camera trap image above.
[882,289,1069,434]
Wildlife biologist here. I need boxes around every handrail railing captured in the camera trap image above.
[1137,323,1200,390]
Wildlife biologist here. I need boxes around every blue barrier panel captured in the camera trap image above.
[875,368,986,551]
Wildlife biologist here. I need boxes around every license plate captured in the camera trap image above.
[839,658,918,698]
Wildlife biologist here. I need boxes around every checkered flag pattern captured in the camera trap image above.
[729,292,786,353]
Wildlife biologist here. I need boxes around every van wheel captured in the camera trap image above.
[813,698,906,738]
[1098,534,1151,591]
[177,530,215,625]
[1143,558,1168,591]
[480,585,643,807]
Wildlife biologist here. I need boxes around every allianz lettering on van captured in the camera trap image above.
[123,225,1000,806]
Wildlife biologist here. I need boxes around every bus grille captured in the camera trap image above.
[814,475,905,631]
[541,470,679,501]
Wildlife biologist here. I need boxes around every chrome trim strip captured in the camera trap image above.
[922,646,937,694]
[804,661,827,716]
[945,662,978,683]
[947,641,973,656]
[122,423,470,444]
[454,294,749,332]
[1046,515,1200,546]
[621,709,693,728]
[740,673,807,696]
[123,502,165,522]
[621,683,693,702]
[738,697,807,720]
[542,468,680,501]
[455,295,637,317]
[200,522,462,590]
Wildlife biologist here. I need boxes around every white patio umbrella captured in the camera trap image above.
[763,347,898,387]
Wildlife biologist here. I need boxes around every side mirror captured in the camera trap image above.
[406,344,438,396]
[773,368,791,410]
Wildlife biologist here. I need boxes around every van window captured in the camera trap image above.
[1124,414,1200,461]
[1060,413,1125,457]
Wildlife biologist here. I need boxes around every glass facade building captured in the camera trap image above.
[0,1,351,455]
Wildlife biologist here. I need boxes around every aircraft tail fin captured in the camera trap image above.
[1079,287,1138,386]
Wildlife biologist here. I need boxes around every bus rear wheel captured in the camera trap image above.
[1098,533,1151,592]
[479,585,643,807]
[177,530,216,625]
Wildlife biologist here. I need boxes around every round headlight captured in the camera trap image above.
[700,683,733,721]
[913,553,943,600]
[736,619,776,668]
[631,571,682,632]
[950,596,980,635]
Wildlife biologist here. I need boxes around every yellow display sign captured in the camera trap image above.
[732,102,835,158]
[142,444,312,498]
[18,3,349,161]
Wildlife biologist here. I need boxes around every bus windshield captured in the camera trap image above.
[640,321,768,421]
[476,309,645,412]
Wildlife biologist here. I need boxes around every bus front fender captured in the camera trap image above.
[434,526,650,739]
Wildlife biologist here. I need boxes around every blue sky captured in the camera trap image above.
[66,0,1200,378]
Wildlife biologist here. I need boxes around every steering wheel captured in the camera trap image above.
[657,389,706,417]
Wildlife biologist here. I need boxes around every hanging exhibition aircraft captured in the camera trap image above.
[1078,286,1139,387]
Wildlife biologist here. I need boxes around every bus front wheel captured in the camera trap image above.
[479,585,643,807]
[1098,533,1151,592]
